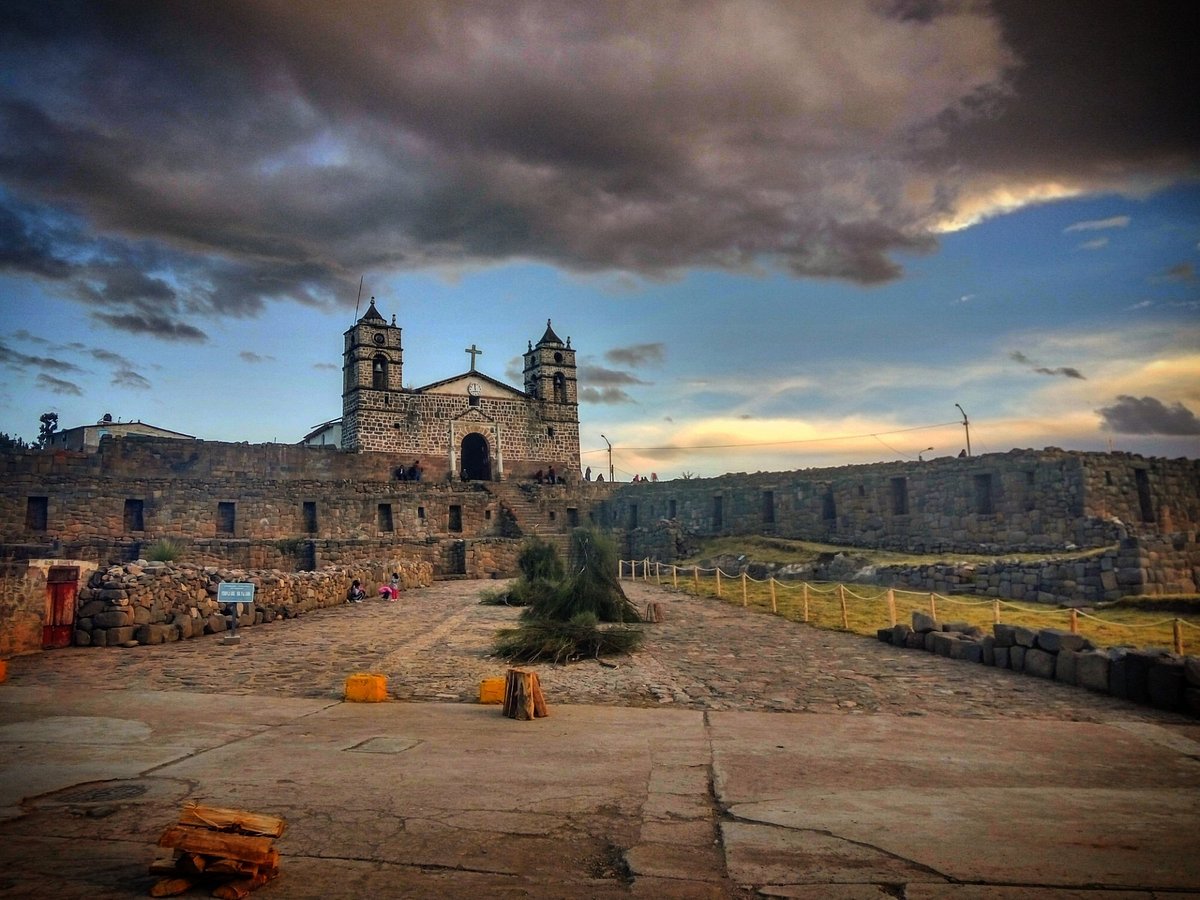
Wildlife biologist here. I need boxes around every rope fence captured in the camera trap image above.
[618,558,1199,656]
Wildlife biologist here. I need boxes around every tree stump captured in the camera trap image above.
[643,601,665,623]
[502,667,548,719]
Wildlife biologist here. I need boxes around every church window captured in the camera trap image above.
[372,354,388,390]
[26,496,48,531]
[469,394,480,407]
[553,372,567,404]
[417,506,426,519]
[124,499,145,532]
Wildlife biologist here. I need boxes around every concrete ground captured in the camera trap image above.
[1,580,1198,898]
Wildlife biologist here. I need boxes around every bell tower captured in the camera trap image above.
[523,319,577,406]
[341,299,404,451]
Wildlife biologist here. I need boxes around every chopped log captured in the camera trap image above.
[148,856,181,876]
[157,825,277,866]
[503,667,548,719]
[176,852,208,875]
[211,867,277,900]
[642,601,664,623]
[179,804,286,838]
[149,876,197,897]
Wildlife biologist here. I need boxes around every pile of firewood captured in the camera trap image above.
[148,804,285,898]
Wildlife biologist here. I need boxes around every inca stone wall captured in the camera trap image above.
[613,449,1199,555]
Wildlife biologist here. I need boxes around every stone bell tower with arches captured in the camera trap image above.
[341,298,404,452]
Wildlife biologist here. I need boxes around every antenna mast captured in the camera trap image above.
[353,275,363,322]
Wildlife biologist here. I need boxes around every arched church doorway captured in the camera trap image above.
[460,433,492,481]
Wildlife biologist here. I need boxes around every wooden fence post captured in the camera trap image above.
[803,583,810,622]
[672,565,678,589]
[1174,618,1184,655]
[644,558,650,582]
[770,578,777,614]
[741,571,748,607]
[929,593,938,619]
[1069,608,1079,634]
[993,600,1001,624]
[886,589,896,627]
[693,566,699,589]
[716,568,722,598]
[839,584,849,630]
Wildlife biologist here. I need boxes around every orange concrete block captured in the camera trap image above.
[344,672,388,702]
[478,676,506,704]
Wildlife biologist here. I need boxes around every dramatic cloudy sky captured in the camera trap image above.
[1,1,1197,477]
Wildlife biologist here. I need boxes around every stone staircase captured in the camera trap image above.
[485,482,574,561]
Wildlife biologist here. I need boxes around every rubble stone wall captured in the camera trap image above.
[71,558,432,648]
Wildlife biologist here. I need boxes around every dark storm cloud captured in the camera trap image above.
[1097,395,1200,435]
[606,343,666,368]
[1,1,1196,337]
[1009,351,1085,379]
[35,373,82,396]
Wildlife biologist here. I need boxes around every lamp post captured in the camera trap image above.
[954,404,972,457]
[918,446,933,462]
[600,433,614,483]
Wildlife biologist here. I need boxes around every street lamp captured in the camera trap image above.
[954,404,972,457]
[600,434,613,483]
[918,446,933,462]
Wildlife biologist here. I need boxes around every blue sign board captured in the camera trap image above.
[217,582,255,605]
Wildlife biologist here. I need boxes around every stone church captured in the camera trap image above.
[340,300,581,482]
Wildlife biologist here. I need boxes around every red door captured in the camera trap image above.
[42,567,79,649]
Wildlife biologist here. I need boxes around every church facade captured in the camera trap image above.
[340,301,581,481]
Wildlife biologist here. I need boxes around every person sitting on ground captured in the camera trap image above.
[346,579,365,603]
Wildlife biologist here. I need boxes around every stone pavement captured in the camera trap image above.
[1,579,1198,898]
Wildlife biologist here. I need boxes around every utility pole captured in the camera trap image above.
[955,403,972,457]
[600,434,613,483]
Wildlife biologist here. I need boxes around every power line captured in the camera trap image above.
[582,420,960,454]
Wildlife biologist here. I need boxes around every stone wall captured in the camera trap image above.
[0,566,45,657]
[871,534,1199,606]
[881,614,1200,717]
[72,557,432,648]
[612,448,1199,554]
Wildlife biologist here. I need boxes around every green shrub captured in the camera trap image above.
[518,536,565,583]
[146,538,184,562]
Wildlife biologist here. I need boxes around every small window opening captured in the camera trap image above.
[303,501,318,534]
[217,501,236,535]
[567,507,579,527]
[629,504,639,528]
[974,474,994,515]
[547,426,555,438]
[124,499,145,532]
[378,503,394,532]
[668,499,677,518]
[890,477,908,516]
[822,491,837,521]
[418,506,426,519]
[449,505,463,533]
[712,495,724,529]
[372,354,388,390]
[762,491,775,524]
[26,496,48,531]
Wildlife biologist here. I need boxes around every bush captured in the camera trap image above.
[493,529,644,662]
[146,538,185,562]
